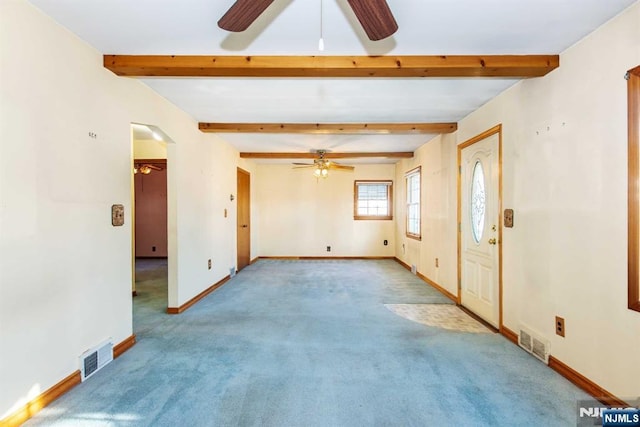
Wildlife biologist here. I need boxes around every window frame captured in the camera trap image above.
[353,180,393,221]
[628,65,640,313]
[405,166,422,240]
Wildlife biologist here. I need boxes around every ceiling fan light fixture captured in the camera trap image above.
[134,162,164,175]
[291,150,354,178]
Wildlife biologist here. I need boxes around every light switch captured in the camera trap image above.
[112,204,124,226]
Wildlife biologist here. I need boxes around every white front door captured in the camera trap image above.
[460,132,500,327]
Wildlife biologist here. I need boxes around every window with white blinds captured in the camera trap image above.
[354,181,393,220]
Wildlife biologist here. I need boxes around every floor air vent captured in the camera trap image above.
[519,329,533,352]
[80,340,113,381]
[518,326,549,364]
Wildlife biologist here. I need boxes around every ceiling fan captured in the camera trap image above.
[218,0,398,41]
[293,150,355,178]
[134,163,164,175]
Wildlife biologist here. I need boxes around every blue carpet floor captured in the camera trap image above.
[26,259,587,426]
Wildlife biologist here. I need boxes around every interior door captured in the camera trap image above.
[460,133,500,327]
[237,168,251,271]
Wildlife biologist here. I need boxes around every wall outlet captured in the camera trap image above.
[152,246,156,252]
[555,316,565,337]
[326,246,331,252]
[435,258,439,268]
[383,240,388,246]
[208,259,212,270]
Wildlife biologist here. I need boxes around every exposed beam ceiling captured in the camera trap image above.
[199,122,457,134]
[240,152,414,159]
[104,55,559,78]
[28,0,632,164]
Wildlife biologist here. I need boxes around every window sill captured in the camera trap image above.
[354,216,393,221]
[406,233,422,241]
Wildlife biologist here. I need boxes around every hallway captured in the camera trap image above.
[133,258,169,337]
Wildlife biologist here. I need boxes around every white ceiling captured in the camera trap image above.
[28,0,638,161]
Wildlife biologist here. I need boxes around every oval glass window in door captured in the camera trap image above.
[471,160,486,244]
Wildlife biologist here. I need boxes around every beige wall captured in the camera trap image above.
[395,3,640,398]
[256,164,396,257]
[394,134,458,295]
[0,0,244,418]
[134,139,167,160]
[459,2,640,398]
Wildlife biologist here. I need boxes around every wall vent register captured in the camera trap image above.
[80,340,113,381]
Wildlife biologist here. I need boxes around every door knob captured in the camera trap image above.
[488,238,497,245]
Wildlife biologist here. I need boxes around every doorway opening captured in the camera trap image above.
[131,123,173,335]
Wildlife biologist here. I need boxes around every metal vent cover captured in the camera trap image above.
[519,329,532,352]
[532,337,549,363]
[83,352,98,378]
[518,325,549,365]
[80,340,113,381]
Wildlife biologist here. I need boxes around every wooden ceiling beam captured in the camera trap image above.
[104,55,559,78]
[240,152,414,159]
[199,122,457,134]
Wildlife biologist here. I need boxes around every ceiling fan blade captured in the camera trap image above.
[292,162,314,166]
[330,165,355,171]
[218,0,276,32]
[346,0,398,41]
[293,165,316,169]
[146,164,164,171]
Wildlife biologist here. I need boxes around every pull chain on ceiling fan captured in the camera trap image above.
[218,0,398,41]
[318,0,324,51]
